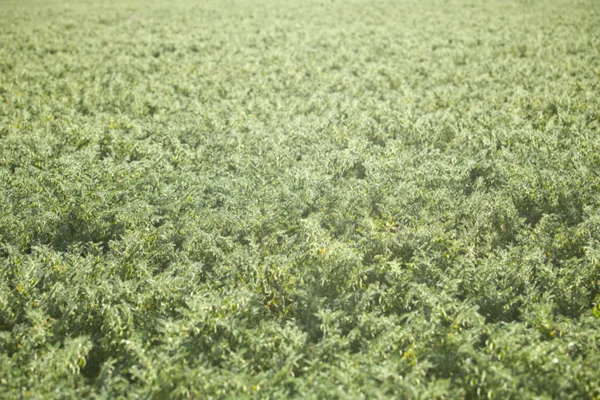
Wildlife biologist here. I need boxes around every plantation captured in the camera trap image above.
[1,0,600,398]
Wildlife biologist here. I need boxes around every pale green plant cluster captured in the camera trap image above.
[1,0,600,398]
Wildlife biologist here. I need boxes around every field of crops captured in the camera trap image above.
[1,0,600,398]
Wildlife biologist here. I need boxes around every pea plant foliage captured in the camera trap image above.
[1,0,600,398]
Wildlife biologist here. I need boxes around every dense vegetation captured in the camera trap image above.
[1,0,600,398]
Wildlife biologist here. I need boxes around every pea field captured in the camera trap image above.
[1,0,600,398]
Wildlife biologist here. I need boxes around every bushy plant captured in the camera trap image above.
[1,0,599,398]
